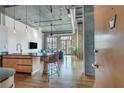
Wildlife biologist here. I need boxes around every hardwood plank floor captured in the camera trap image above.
[14,56,95,88]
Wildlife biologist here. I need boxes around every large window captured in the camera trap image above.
[47,36,57,50]
[60,36,72,41]
[60,36,72,55]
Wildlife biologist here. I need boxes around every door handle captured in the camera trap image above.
[92,64,99,69]
[94,49,99,53]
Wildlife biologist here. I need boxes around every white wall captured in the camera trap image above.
[0,25,8,52]
[5,16,42,53]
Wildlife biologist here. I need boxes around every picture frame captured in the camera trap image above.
[109,15,117,29]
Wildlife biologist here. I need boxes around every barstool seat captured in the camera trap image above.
[46,52,60,81]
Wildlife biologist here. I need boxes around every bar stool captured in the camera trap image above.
[47,52,60,81]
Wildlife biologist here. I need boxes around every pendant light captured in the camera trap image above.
[13,6,16,33]
[50,6,53,49]
[38,6,42,32]
[50,24,53,36]
[50,6,53,36]
[51,23,53,49]
[25,6,28,33]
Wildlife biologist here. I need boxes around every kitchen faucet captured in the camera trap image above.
[16,43,22,53]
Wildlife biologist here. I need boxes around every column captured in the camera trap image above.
[83,6,95,76]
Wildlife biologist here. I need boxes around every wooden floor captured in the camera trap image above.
[14,55,95,88]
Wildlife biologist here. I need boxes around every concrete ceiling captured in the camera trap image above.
[1,5,83,33]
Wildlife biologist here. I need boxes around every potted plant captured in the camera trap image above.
[70,44,79,57]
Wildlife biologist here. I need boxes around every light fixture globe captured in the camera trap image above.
[13,27,16,33]
[38,27,42,32]
[25,27,28,33]
[13,6,16,33]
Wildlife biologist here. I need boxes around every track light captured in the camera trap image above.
[38,27,42,32]
[13,27,16,33]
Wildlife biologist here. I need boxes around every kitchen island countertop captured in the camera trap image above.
[0,53,53,57]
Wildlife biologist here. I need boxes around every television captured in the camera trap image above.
[29,42,38,49]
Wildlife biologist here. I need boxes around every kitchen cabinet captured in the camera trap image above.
[2,58,16,68]
[2,55,40,74]
[0,56,2,67]
[16,58,32,72]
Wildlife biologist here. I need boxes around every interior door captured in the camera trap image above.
[95,31,124,87]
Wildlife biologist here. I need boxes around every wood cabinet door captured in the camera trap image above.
[3,59,16,68]
[16,59,32,65]
[0,57,2,67]
[16,65,32,73]
[2,58,32,73]
[16,59,32,73]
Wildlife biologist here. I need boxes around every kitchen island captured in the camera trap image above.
[0,67,15,88]
[1,53,53,74]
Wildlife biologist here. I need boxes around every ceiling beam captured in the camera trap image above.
[34,18,62,23]
[34,23,71,27]
[42,30,72,34]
